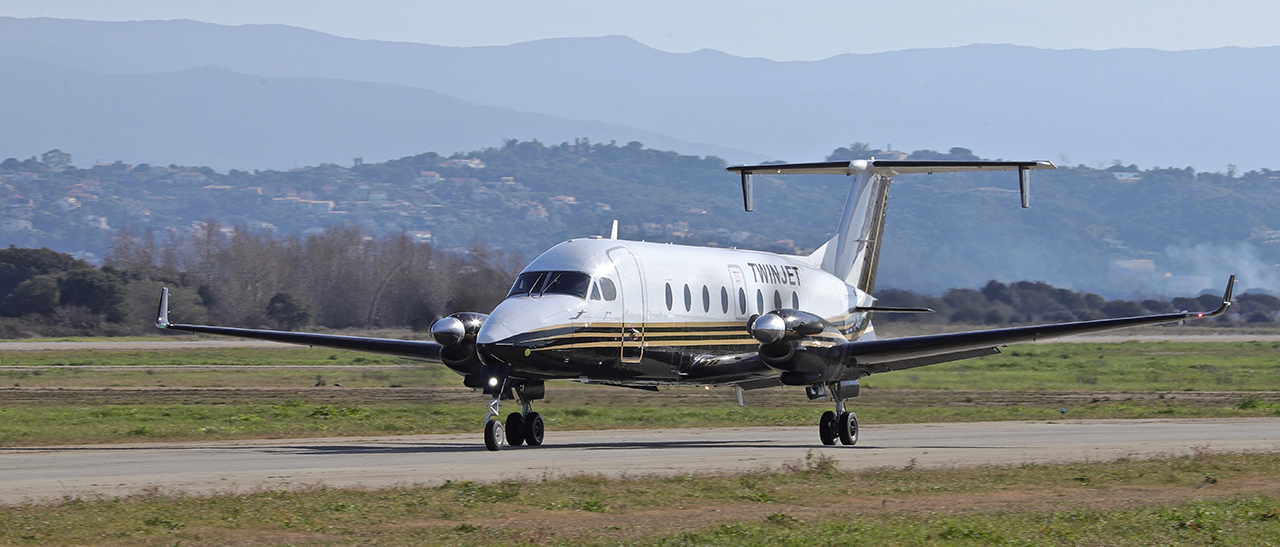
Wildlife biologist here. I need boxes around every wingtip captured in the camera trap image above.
[155,287,171,328]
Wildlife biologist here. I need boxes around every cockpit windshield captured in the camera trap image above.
[507,271,592,299]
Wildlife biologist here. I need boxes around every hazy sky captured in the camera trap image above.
[2,0,1277,61]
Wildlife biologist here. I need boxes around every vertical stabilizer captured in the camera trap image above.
[819,167,891,291]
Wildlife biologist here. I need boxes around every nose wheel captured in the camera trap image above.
[482,387,546,451]
[818,401,858,446]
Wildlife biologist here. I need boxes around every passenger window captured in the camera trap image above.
[702,285,710,313]
[738,288,747,314]
[721,287,729,314]
[683,284,692,312]
[773,290,782,310]
[665,283,673,310]
[599,277,618,301]
[756,290,764,314]
[792,291,799,309]
[590,282,602,300]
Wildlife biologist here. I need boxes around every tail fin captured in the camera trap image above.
[728,159,1054,292]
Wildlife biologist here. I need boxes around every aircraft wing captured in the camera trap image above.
[154,288,443,361]
[832,276,1235,376]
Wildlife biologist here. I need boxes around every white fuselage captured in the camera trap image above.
[476,238,876,384]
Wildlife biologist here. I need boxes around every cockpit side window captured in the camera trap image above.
[590,282,602,300]
[599,277,618,301]
[507,271,592,299]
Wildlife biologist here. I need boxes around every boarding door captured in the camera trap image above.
[727,265,748,319]
[607,246,646,363]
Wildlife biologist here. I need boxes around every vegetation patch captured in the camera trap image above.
[2,451,1279,545]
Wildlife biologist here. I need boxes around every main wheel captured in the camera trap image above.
[505,412,525,446]
[819,410,837,445]
[523,412,545,446]
[837,411,858,446]
[484,419,504,451]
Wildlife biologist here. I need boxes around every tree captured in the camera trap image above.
[265,293,310,330]
[40,149,72,168]
[58,269,128,322]
[0,275,60,317]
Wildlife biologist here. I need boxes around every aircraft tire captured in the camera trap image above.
[819,411,838,445]
[837,411,858,446]
[484,419,504,451]
[523,412,545,446]
[505,413,525,446]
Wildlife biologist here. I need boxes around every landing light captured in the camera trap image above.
[703,385,710,391]
[488,377,499,387]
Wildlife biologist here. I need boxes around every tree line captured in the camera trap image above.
[877,280,1280,326]
[0,232,1275,338]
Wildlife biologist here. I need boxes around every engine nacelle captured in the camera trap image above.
[749,309,828,344]
[432,312,488,376]
[431,312,488,347]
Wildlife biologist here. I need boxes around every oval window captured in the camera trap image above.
[774,290,783,310]
[599,277,618,301]
[792,291,800,309]
[665,283,673,311]
[756,290,764,314]
[683,284,692,312]
[702,285,711,313]
[738,288,747,315]
[721,287,729,314]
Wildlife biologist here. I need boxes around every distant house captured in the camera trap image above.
[84,215,111,230]
[440,158,486,169]
[1113,172,1142,182]
[172,171,210,184]
[0,218,33,231]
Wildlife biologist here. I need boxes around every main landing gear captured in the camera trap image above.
[810,383,859,446]
[483,382,545,451]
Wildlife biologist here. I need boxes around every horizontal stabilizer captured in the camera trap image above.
[726,159,1056,211]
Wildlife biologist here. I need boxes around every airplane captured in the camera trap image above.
[155,157,1235,451]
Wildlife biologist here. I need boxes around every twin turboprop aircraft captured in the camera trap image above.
[155,158,1235,451]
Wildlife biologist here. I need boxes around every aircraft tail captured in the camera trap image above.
[810,170,891,291]
[728,159,1055,292]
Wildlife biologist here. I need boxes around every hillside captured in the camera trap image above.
[2,141,1277,297]
[1,17,1278,170]
[0,57,757,170]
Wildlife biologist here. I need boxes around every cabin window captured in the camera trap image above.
[774,290,783,310]
[756,290,764,314]
[683,284,692,312]
[665,283,673,310]
[721,287,729,314]
[792,291,799,309]
[507,271,592,299]
[738,288,747,314]
[590,282,602,300]
[702,285,711,313]
[599,277,618,301]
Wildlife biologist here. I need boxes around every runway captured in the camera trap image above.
[3,418,1279,504]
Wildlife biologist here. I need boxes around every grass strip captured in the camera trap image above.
[3,450,1279,545]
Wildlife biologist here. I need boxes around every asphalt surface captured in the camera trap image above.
[3,418,1278,504]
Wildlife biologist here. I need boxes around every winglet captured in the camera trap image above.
[1194,275,1236,319]
[155,287,171,328]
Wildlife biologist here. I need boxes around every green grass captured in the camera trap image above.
[4,450,1279,545]
[861,340,1280,391]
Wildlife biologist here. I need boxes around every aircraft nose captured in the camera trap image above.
[476,322,512,345]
